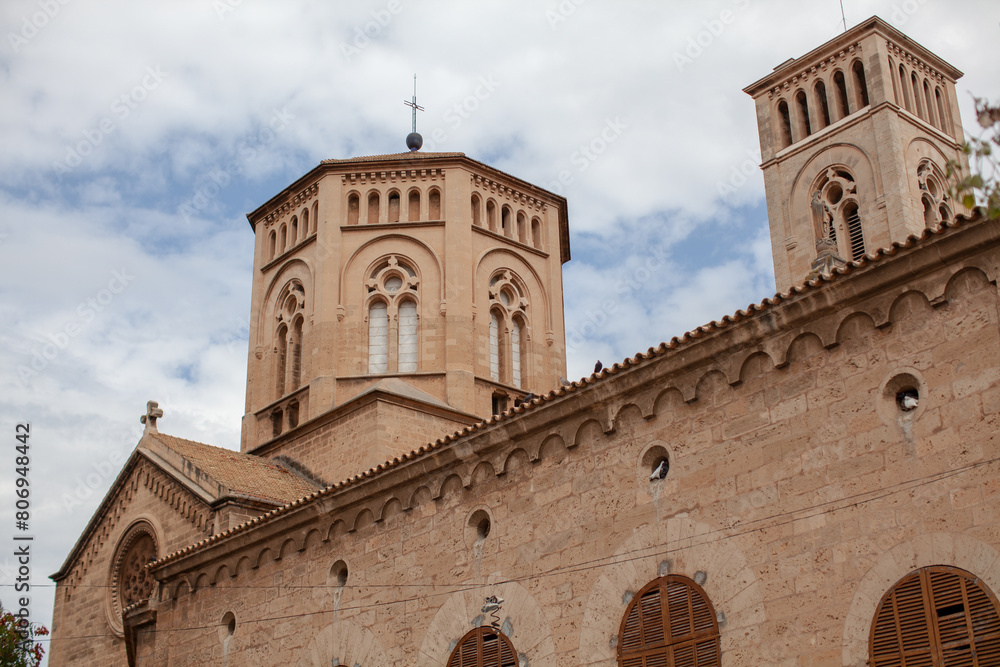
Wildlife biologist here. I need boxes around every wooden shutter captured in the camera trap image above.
[617,575,721,667]
[870,566,1000,666]
[447,627,518,667]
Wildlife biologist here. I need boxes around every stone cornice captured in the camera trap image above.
[744,16,963,98]
[341,167,444,187]
[259,182,318,229]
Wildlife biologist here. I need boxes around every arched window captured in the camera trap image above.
[888,57,900,106]
[267,230,276,260]
[501,205,512,237]
[398,300,417,373]
[472,194,483,227]
[516,211,527,243]
[795,89,812,139]
[815,80,831,129]
[853,60,869,109]
[487,199,498,232]
[367,191,380,224]
[618,575,721,667]
[911,72,924,120]
[347,193,360,225]
[833,70,851,118]
[274,280,306,399]
[408,189,421,221]
[311,200,318,233]
[429,188,441,219]
[489,310,503,383]
[300,208,309,236]
[844,201,865,261]
[446,627,517,667]
[279,224,287,253]
[289,317,302,390]
[916,160,953,226]
[923,79,936,128]
[488,272,529,388]
[290,215,298,246]
[935,87,948,132]
[367,257,419,374]
[388,191,400,223]
[368,301,388,374]
[870,566,1000,666]
[511,317,523,389]
[275,322,288,397]
[776,99,793,149]
[898,65,911,112]
[531,217,542,249]
[810,167,864,262]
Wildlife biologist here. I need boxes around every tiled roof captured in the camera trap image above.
[152,215,983,568]
[149,433,319,505]
[320,151,466,164]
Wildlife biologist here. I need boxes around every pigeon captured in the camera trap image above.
[594,360,603,373]
[650,460,669,480]
[560,377,571,386]
[900,394,918,411]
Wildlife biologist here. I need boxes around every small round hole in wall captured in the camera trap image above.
[219,611,236,641]
[640,444,671,482]
[878,369,926,426]
[469,509,491,541]
[330,560,349,588]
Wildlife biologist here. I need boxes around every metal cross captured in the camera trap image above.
[403,74,424,133]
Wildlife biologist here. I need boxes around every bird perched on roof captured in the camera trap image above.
[594,360,603,373]
[560,377,571,386]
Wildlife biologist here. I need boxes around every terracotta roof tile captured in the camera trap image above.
[150,433,319,505]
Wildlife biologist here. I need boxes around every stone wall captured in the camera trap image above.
[130,220,1000,666]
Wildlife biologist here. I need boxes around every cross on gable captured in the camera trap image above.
[140,400,163,432]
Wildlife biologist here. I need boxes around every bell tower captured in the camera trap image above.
[744,16,967,292]
[240,150,570,482]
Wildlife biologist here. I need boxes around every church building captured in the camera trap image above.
[50,17,1000,666]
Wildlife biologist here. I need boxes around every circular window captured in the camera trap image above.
[384,275,403,293]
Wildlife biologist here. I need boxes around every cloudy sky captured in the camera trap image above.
[0,0,996,653]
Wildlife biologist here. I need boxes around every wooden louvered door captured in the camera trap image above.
[870,566,1000,666]
[447,627,518,667]
[618,576,721,667]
